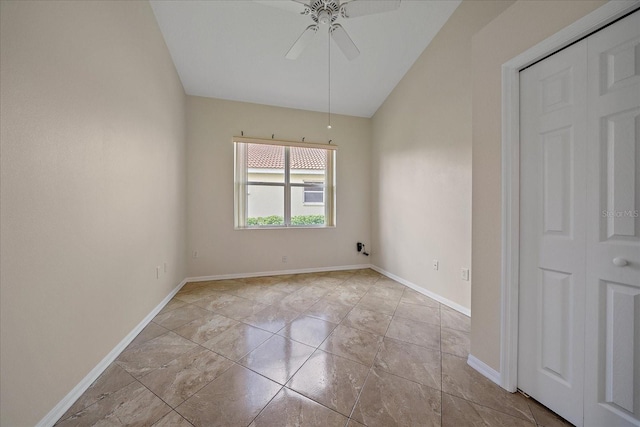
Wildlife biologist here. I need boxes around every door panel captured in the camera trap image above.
[519,39,587,426]
[585,11,640,427]
[519,10,640,427]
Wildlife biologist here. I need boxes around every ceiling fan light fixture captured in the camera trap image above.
[318,10,332,25]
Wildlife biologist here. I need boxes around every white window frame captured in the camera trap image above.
[234,137,336,229]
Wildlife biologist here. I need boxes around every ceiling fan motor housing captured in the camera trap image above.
[309,0,340,25]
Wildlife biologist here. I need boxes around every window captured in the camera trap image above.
[234,138,336,228]
[303,181,324,204]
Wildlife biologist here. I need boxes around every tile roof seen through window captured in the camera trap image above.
[247,143,326,170]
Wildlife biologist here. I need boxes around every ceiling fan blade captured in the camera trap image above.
[253,0,310,15]
[340,0,401,19]
[330,24,360,61]
[286,25,318,59]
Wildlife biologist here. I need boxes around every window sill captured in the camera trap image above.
[235,225,336,230]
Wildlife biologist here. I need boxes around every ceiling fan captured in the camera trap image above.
[256,0,401,61]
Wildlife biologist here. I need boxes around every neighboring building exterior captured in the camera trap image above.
[246,144,326,219]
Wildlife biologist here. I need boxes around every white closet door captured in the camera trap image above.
[519,39,588,426]
[584,11,640,427]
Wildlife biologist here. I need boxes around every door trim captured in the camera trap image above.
[499,0,639,393]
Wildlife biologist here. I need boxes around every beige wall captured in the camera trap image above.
[0,1,187,425]
[470,0,607,371]
[187,96,371,277]
[370,1,513,310]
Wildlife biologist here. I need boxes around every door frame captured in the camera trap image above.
[499,0,639,393]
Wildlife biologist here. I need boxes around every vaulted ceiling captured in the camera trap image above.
[150,0,461,118]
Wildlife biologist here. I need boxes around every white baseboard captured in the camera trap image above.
[467,354,502,387]
[185,264,372,283]
[369,265,471,317]
[36,278,187,427]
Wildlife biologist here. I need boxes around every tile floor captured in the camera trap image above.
[55,269,571,426]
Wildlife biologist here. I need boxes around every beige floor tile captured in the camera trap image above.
[173,312,238,344]
[394,301,440,325]
[386,316,440,350]
[442,353,534,422]
[356,294,398,315]
[269,278,306,294]
[374,278,406,291]
[243,305,300,333]
[139,347,233,407]
[129,322,169,349]
[201,322,272,360]
[197,279,244,292]
[252,288,291,305]
[306,275,345,289]
[277,315,337,347]
[58,270,576,427]
[116,332,200,378]
[250,388,348,427]
[441,327,470,358]
[56,382,171,427]
[304,299,353,323]
[343,275,378,287]
[212,297,269,321]
[319,324,383,366]
[374,337,441,390]
[59,364,136,420]
[341,281,375,294]
[365,285,404,302]
[157,298,188,316]
[400,288,440,308]
[174,286,222,303]
[153,304,213,330]
[152,411,194,426]
[242,275,283,286]
[192,292,245,312]
[176,364,281,427]
[351,368,441,427]
[442,393,536,427]
[287,349,369,417]
[226,284,270,299]
[527,398,574,427]
[341,306,392,336]
[178,281,210,294]
[441,306,470,333]
[239,335,315,384]
[275,289,325,312]
[322,288,366,306]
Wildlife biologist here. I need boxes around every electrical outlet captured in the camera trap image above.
[156,266,161,279]
[461,268,470,281]
[282,256,287,263]
[433,259,439,271]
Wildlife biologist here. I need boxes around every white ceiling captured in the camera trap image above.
[150,0,461,118]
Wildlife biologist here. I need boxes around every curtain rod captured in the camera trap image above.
[233,136,337,150]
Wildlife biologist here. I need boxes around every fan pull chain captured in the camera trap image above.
[328,28,332,130]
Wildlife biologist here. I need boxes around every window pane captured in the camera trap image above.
[247,185,284,226]
[291,147,326,177]
[291,186,325,225]
[247,143,285,183]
